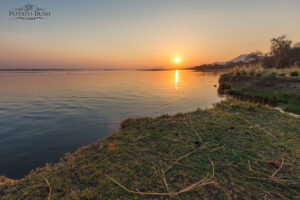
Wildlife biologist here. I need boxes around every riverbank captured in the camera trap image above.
[219,68,300,114]
[1,99,299,199]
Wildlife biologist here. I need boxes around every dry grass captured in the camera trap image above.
[231,64,300,77]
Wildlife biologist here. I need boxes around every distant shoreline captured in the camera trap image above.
[0,68,134,72]
[0,68,191,72]
[0,67,233,73]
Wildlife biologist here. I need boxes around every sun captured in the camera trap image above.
[174,57,181,63]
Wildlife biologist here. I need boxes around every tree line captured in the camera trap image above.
[193,35,300,70]
[262,35,300,68]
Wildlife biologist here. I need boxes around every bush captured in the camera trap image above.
[269,72,278,76]
[282,91,292,98]
[289,71,299,76]
[256,71,263,77]
[242,70,247,75]
[269,93,278,103]
[249,70,255,76]
[235,70,241,76]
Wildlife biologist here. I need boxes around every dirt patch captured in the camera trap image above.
[0,176,14,185]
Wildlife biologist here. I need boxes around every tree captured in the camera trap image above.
[250,51,264,57]
[248,51,264,62]
[293,42,300,49]
[270,35,292,68]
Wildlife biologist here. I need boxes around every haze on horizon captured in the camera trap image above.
[0,0,300,69]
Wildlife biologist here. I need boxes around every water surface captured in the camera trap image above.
[0,70,222,178]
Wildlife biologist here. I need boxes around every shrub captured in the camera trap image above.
[271,94,278,102]
[263,96,269,103]
[249,69,255,76]
[256,71,263,77]
[281,91,292,98]
[269,72,277,76]
[235,70,241,76]
[241,69,247,75]
[289,71,299,76]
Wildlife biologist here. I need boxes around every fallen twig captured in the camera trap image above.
[133,135,148,141]
[183,116,203,143]
[248,160,252,172]
[241,117,277,138]
[44,177,52,200]
[105,159,215,197]
[271,158,284,178]
[261,190,290,200]
[162,137,188,145]
[210,145,225,152]
[243,176,286,184]
[258,160,293,166]
[254,125,277,138]
[106,174,215,196]
[161,168,172,199]
[162,149,197,175]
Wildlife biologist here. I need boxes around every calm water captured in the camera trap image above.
[0,70,222,178]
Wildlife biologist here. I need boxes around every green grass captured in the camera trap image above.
[219,72,300,114]
[0,99,299,199]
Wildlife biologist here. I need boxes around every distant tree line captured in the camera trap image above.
[192,55,262,71]
[192,35,300,70]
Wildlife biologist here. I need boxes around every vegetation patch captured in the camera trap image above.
[219,71,300,114]
[0,99,299,199]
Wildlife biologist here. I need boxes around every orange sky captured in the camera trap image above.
[1,0,300,69]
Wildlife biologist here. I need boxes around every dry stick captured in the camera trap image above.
[209,158,215,179]
[254,125,277,138]
[163,137,188,145]
[271,158,284,178]
[243,176,287,185]
[241,117,277,138]
[269,191,290,200]
[210,145,225,152]
[161,168,172,200]
[44,177,52,200]
[158,162,172,199]
[189,117,203,143]
[259,188,290,200]
[248,160,252,172]
[106,174,215,196]
[105,159,215,197]
[244,170,300,191]
[162,144,210,176]
[133,135,148,141]
[162,149,197,175]
[257,159,293,166]
[183,116,203,143]
[267,160,293,166]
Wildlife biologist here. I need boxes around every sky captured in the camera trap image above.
[0,0,300,69]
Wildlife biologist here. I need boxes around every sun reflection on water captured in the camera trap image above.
[174,70,179,90]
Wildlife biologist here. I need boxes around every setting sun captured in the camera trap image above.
[174,57,181,63]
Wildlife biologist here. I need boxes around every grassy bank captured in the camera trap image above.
[0,99,299,199]
[219,68,300,114]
